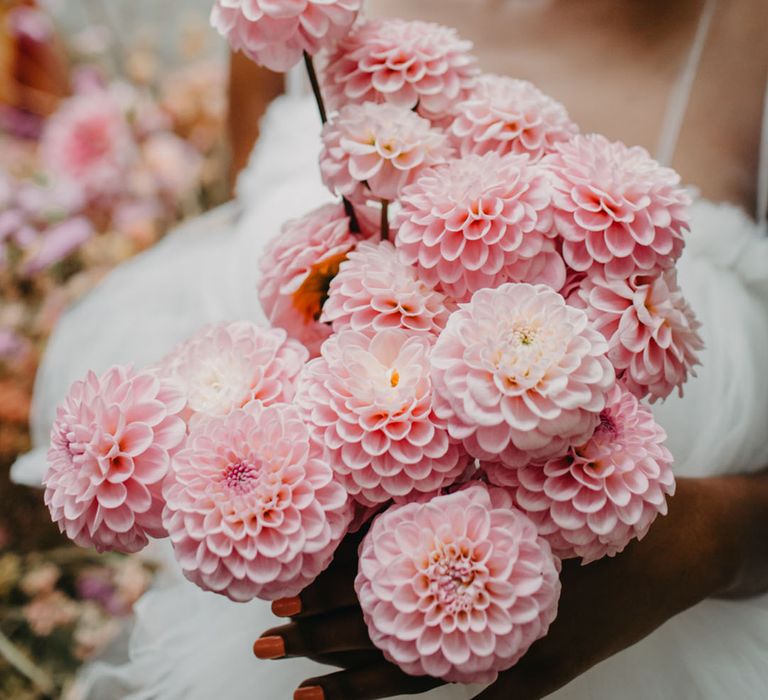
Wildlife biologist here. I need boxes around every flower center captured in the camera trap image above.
[489,320,554,392]
[186,356,249,413]
[73,118,112,167]
[596,409,618,438]
[425,543,481,614]
[389,368,400,388]
[223,461,259,493]
[512,325,538,346]
[292,250,350,323]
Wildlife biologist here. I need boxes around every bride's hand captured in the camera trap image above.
[255,476,767,700]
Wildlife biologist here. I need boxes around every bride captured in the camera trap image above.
[14,0,768,698]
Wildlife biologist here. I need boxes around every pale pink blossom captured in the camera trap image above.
[20,564,61,597]
[451,75,577,161]
[355,483,561,684]
[296,329,470,506]
[431,283,615,467]
[211,0,362,72]
[158,322,307,422]
[163,402,352,601]
[320,102,453,201]
[396,153,560,301]
[574,269,703,402]
[44,366,186,554]
[23,591,79,636]
[322,240,451,338]
[545,134,691,279]
[41,91,136,200]
[484,384,675,563]
[141,132,203,200]
[323,18,479,122]
[258,202,371,356]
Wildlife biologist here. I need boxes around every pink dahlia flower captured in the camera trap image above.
[321,240,451,338]
[323,18,479,123]
[44,366,186,554]
[450,75,577,161]
[432,283,615,467]
[41,90,136,201]
[210,0,361,72]
[396,153,559,301]
[163,402,352,601]
[258,202,369,356]
[296,329,469,506]
[484,384,675,564]
[355,483,561,684]
[158,322,308,422]
[545,134,691,279]
[575,269,703,402]
[319,102,453,201]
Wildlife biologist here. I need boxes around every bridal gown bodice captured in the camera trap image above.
[13,1,768,698]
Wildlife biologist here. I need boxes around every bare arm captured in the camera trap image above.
[226,51,285,192]
[720,469,768,599]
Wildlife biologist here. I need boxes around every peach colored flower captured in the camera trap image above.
[141,131,203,200]
[484,384,675,563]
[44,366,186,554]
[296,329,470,506]
[23,591,79,637]
[258,202,370,356]
[396,153,559,301]
[451,75,577,161]
[323,18,479,122]
[211,0,362,72]
[431,283,615,467]
[545,134,691,280]
[163,402,352,601]
[320,102,453,201]
[355,483,561,684]
[158,322,308,421]
[574,269,703,402]
[322,240,451,338]
[20,563,60,597]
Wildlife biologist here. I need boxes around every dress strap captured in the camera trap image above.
[757,80,768,228]
[655,0,718,167]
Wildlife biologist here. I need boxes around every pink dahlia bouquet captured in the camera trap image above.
[44,4,705,688]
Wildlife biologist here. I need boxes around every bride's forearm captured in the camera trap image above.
[716,470,768,598]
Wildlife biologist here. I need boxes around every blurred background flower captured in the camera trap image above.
[0,1,228,696]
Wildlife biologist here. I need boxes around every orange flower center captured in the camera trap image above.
[291,249,350,324]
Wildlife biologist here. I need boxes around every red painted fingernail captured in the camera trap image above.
[253,636,285,660]
[294,687,324,700]
[272,596,302,617]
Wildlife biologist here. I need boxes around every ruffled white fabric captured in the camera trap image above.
[15,96,768,699]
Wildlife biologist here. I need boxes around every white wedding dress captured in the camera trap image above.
[13,2,768,698]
